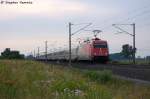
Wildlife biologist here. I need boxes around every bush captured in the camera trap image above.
[109,60,119,64]
[51,79,88,93]
[84,70,113,84]
[0,83,18,99]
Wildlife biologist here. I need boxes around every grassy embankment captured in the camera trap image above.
[0,60,150,99]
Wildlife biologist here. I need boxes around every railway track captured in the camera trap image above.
[44,61,150,83]
[75,63,150,82]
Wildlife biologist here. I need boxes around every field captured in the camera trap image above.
[0,60,150,99]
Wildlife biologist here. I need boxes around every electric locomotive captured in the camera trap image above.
[76,37,109,63]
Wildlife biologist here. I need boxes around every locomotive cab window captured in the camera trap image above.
[94,44,107,48]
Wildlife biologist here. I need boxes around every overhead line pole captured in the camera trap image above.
[45,41,48,62]
[69,22,72,67]
[37,47,40,60]
[112,23,136,64]
[68,22,92,66]
[133,23,136,64]
[34,50,36,59]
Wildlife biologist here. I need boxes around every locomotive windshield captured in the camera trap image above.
[94,44,107,48]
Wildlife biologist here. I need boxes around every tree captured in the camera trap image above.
[121,44,136,59]
[1,48,24,59]
[1,48,11,58]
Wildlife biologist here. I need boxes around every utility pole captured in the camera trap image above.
[45,41,48,62]
[133,23,136,64]
[112,23,136,64]
[34,50,36,59]
[68,22,92,66]
[37,47,40,60]
[69,22,72,67]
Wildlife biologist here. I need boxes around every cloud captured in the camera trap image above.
[0,0,88,20]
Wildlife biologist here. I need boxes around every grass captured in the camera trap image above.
[110,59,150,65]
[0,60,150,99]
[83,70,113,84]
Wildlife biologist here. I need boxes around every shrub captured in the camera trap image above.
[0,83,19,99]
[84,70,113,84]
[51,79,88,93]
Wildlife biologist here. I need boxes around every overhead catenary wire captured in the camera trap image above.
[71,23,92,36]
[94,2,150,32]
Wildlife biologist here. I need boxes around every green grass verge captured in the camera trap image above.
[0,60,150,99]
[110,60,150,65]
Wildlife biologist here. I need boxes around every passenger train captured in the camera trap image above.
[38,37,109,63]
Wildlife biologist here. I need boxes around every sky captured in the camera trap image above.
[0,0,150,57]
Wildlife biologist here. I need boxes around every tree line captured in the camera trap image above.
[110,44,137,60]
[0,48,24,59]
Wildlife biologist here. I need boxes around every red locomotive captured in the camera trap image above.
[76,37,109,63]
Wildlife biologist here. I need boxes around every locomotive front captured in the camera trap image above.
[92,38,109,63]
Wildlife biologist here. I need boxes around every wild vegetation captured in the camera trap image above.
[0,60,150,99]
